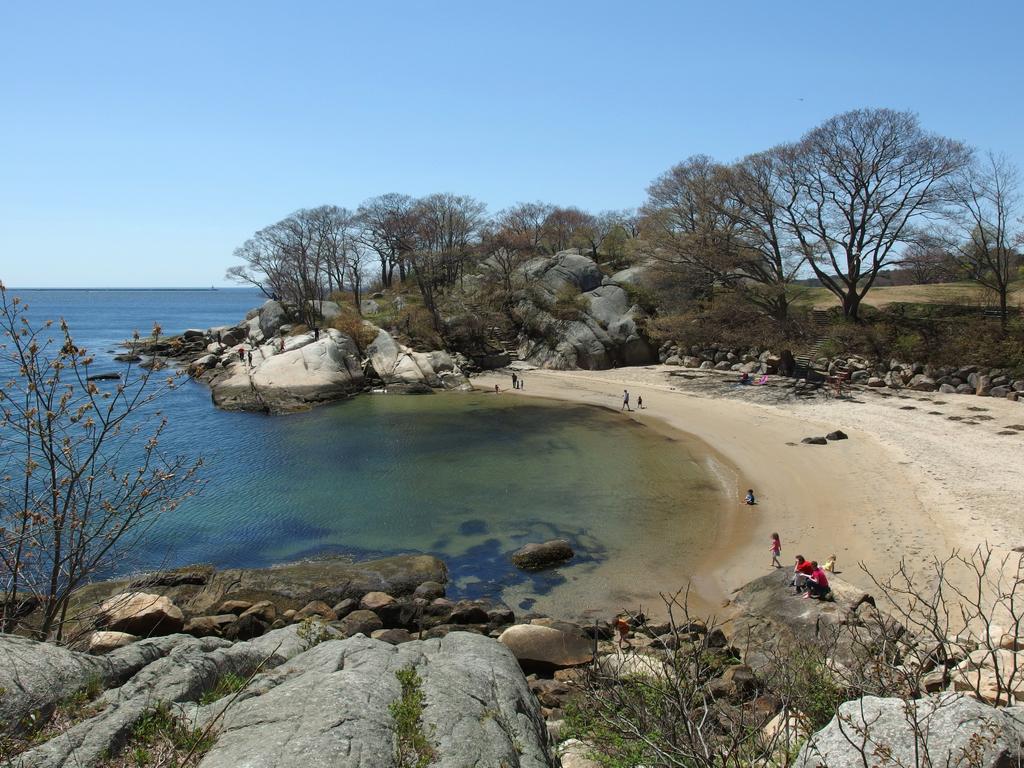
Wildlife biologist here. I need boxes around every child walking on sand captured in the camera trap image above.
[770,533,782,568]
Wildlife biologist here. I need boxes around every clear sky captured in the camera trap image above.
[2,0,1022,287]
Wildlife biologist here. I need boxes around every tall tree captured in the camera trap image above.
[355,194,418,287]
[777,109,971,320]
[949,152,1020,328]
[409,193,486,330]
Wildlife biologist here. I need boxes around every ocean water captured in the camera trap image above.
[2,288,725,617]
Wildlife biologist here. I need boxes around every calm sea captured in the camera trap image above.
[3,288,724,617]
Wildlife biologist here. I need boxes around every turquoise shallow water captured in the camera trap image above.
[4,289,725,616]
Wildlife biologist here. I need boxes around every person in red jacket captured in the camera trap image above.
[792,555,815,593]
[804,561,831,600]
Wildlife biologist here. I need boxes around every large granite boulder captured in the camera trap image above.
[98,591,184,636]
[522,251,604,294]
[195,633,554,768]
[797,694,1024,768]
[724,568,883,671]
[366,329,470,391]
[258,300,289,338]
[498,622,593,672]
[210,329,364,412]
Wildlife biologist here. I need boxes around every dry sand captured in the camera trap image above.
[477,366,1024,614]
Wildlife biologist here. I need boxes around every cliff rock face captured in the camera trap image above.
[511,252,656,370]
[4,630,556,768]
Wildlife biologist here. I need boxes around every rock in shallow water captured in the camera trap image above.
[511,539,575,570]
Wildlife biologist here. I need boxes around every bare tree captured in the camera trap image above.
[355,193,419,287]
[777,109,971,321]
[408,193,486,331]
[949,152,1020,328]
[541,206,593,254]
[0,285,202,640]
[900,235,958,285]
[479,222,530,293]
[494,201,554,254]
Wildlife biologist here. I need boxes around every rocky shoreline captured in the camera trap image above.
[6,555,1024,767]
[124,300,474,413]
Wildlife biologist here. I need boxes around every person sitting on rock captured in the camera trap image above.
[792,555,815,593]
[823,553,837,573]
[804,561,832,600]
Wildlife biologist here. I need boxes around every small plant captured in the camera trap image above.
[329,308,379,352]
[296,616,333,647]
[101,703,215,767]
[198,672,247,706]
[389,666,436,768]
[1,676,106,758]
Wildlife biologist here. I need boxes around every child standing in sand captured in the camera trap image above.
[770,533,782,568]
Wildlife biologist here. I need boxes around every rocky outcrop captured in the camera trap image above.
[724,568,882,672]
[797,694,1024,768]
[510,251,656,370]
[6,630,556,768]
[209,329,365,412]
[97,591,184,636]
[366,329,471,391]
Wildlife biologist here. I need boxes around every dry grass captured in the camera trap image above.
[792,281,1024,310]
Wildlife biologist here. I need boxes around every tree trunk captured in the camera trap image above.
[842,292,862,322]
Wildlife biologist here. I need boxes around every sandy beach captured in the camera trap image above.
[477,366,1024,613]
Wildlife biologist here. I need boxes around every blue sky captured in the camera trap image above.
[2,0,1022,287]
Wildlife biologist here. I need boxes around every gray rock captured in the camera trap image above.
[825,430,848,441]
[211,329,365,412]
[939,383,958,394]
[990,386,1011,398]
[258,300,289,338]
[498,622,593,672]
[335,609,384,637]
[797,694,1024,768]
[10,626,335,767]
[511,539,575,570]
[195,633,554,768]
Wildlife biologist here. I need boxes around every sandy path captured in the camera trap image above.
[477,366,1024,611]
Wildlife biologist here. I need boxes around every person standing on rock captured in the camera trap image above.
[247,349,253,367]
[621,389,631,412]
[313,326,320,341]
[614,615,631,649]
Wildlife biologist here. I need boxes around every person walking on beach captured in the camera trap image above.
[770,532,782,568]
[519,374,524,390]
[637,394,644,409]
[622,389,631,411]
[512,372,518,390]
